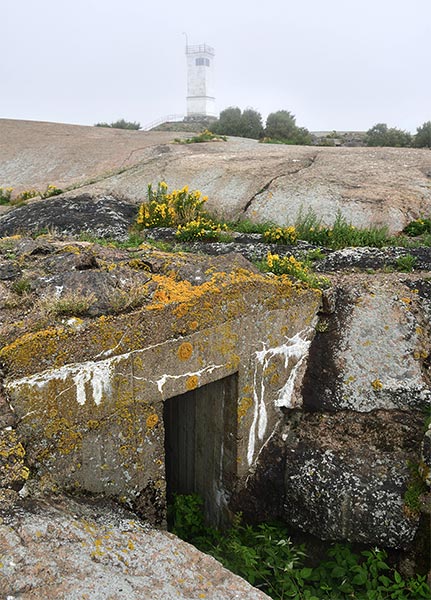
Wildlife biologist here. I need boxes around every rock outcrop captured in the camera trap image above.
[1,118,431,232]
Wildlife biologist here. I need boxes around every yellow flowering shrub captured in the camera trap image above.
[136,182,209,229]
[263,252,329,289]
[263,225,297,245]
[176,217,228,241]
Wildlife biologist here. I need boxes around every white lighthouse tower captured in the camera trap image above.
[185,43,216,120]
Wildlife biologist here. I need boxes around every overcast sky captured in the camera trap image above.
[2,0,430,133]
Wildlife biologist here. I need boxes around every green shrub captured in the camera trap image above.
[403,218,431,237]
[0,187,13,205]
[174,130,227,144]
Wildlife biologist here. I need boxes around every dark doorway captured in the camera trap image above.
[163,374,238,527]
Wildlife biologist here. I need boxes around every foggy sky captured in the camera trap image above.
[2,0,430,133]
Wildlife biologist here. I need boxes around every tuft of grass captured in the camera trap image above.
[106,283,149,314]
[224,219,276,235]
[37,290,96,317]
[395,254,417,272]
[11,277,32,296]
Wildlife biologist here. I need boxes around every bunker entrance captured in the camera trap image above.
[163,374,238,527]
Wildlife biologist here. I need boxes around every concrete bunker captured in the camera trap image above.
[164,374,238,526]
[1,264,321,526]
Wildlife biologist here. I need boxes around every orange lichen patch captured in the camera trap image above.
[146,413,159,429]
[186,375,199,390]
[401,297,412,304]
[178,342,193,361]
[189,320,198,330]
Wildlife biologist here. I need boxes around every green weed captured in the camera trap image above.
[169,494,431,600]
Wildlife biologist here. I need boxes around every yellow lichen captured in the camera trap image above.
[237,397,253,421]
[146,413,159,429]
[186,375,199,390]
[178,342,193,361]
[371,379,383,391]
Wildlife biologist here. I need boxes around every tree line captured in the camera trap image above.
[210,107,431,148]
[92,112,431,148]
[211,107,311,144]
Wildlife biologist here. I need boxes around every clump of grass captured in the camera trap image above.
[396,254,417,272]
[295,209,392,249]
[11,277,32,296]
[106,283,149,314]
[224,219,276,235]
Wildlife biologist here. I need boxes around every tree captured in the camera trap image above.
[240,108,264,139]
[95,119,141,130]
[211,107,264,139]
[365,123,411,147]
[265,110,297,141]
[212,107,243,137]
[414,121,431,148]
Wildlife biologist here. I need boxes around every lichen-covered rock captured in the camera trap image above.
[282,411,423,548]
[0,194,137,240]
[302,276,430,412]
[0,496,270,599]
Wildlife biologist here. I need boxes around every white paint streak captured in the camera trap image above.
[247,329,313,466]
[274,332,312,408]
[151,363,225,394]
[7,356,117,406]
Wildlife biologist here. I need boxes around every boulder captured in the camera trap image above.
[282,410,423,547]
[0,495,269,599]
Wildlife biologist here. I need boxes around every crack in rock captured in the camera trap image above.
[243,154,318,214]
